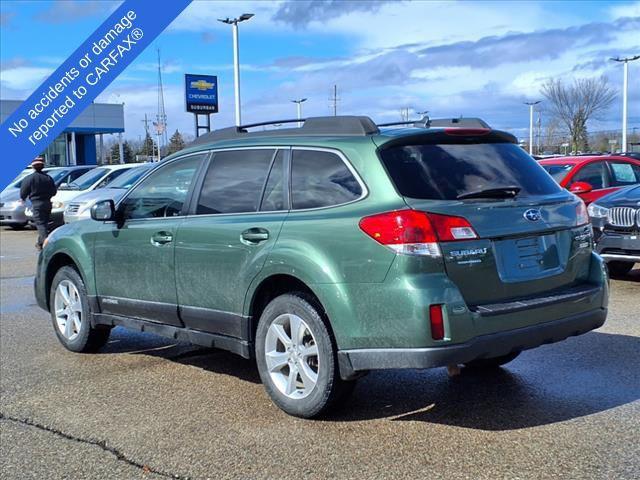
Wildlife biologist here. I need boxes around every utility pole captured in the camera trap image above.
[155,48,168,151]
[141,114,154,161]
[218,14,254,126]
[291,98,307,127]
[610,55,640,153]
[524,101,541,155]
[536,110,542,155]
[329,85,339,116]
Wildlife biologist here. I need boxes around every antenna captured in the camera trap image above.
[155,47,168,159]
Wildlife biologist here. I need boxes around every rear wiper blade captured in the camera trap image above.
[457,186,521,200]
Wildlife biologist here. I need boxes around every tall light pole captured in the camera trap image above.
[611,55,640,153]
[524,101,541,155]
[218,13,254,126]
[291,98,307,127]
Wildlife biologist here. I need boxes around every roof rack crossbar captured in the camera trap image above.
[377,118,428,127]
[240,118,303,129]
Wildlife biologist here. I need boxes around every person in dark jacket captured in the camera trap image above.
[20,157,57,250]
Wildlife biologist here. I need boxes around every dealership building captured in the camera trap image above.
[0,99,125,167]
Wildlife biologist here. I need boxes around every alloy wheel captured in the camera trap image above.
[264,313,320,399]
[54,280,83,341]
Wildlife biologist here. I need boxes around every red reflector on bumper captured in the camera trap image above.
[429,304,445,340]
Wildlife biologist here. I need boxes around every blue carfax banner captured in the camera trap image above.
[0,0,192,188]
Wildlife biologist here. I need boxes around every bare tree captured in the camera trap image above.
[542,117,560,153]
[540,76,616,153]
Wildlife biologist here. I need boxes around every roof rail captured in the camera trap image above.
[190,115,379,146]
[189,115,493,147]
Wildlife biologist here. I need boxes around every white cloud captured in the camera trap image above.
[609,1,640,19]
[0,66,52,91]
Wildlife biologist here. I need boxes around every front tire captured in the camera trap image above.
[255,293,354,418]
[50,266,111,352]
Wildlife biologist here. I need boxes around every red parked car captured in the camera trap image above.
[538,155,640,205]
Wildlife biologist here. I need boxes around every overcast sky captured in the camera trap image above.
[1,0,639,142]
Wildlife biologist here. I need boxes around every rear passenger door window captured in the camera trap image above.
[608,162,640,186]
[572,162,609,190]
[291,149,363,209]
[196,149,275,214]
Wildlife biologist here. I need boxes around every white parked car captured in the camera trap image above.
[25,164,143,227]
[64,163,154,223]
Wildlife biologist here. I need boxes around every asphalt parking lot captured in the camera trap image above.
[1,227,638,480]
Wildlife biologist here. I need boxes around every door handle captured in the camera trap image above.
[151,231,173,246]
[241,228,269,244]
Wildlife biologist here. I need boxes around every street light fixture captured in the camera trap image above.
[291,98,307,127]
[610,55,640,153]
[218,13,255,126]
[524,101,541,155]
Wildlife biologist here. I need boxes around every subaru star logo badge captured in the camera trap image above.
[524,209,542,222]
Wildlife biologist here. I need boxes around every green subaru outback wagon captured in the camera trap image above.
[35,116,608,418]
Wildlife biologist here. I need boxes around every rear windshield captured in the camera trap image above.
[379,143,562,200]
[540,163,573,183]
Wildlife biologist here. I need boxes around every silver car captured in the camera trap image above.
[63,163,154,223]
[0,166,93,228]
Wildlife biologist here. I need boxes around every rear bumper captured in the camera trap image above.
[338,307,606,379]
[0,206,27,225]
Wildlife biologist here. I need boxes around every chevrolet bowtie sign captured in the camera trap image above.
[185,74,218,113]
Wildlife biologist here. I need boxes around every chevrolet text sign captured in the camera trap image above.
[185,74,218,113]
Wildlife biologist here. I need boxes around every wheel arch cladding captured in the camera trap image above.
[245,272,355,350]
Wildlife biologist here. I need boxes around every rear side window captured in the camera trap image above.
[196,149,275,214]
[291,150,362,209]
[572,162,608,189]
[379,143,562,200]
[608,162,640,186]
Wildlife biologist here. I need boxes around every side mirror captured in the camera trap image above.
[90,199,115,221]
[569,181,593,194]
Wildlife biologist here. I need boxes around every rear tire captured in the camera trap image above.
[255,293,355,418]
[607,261,634,277]
[50,266,111,353]
[464,351,520,370]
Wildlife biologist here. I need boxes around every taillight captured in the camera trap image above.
[428,212,478,241]
[576,201,589,226]
[359,209,477,257]
[429,304,445,340]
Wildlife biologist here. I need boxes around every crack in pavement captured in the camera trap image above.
[0,413,189,479]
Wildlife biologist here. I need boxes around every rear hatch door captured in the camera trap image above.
[377,132,592,306]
